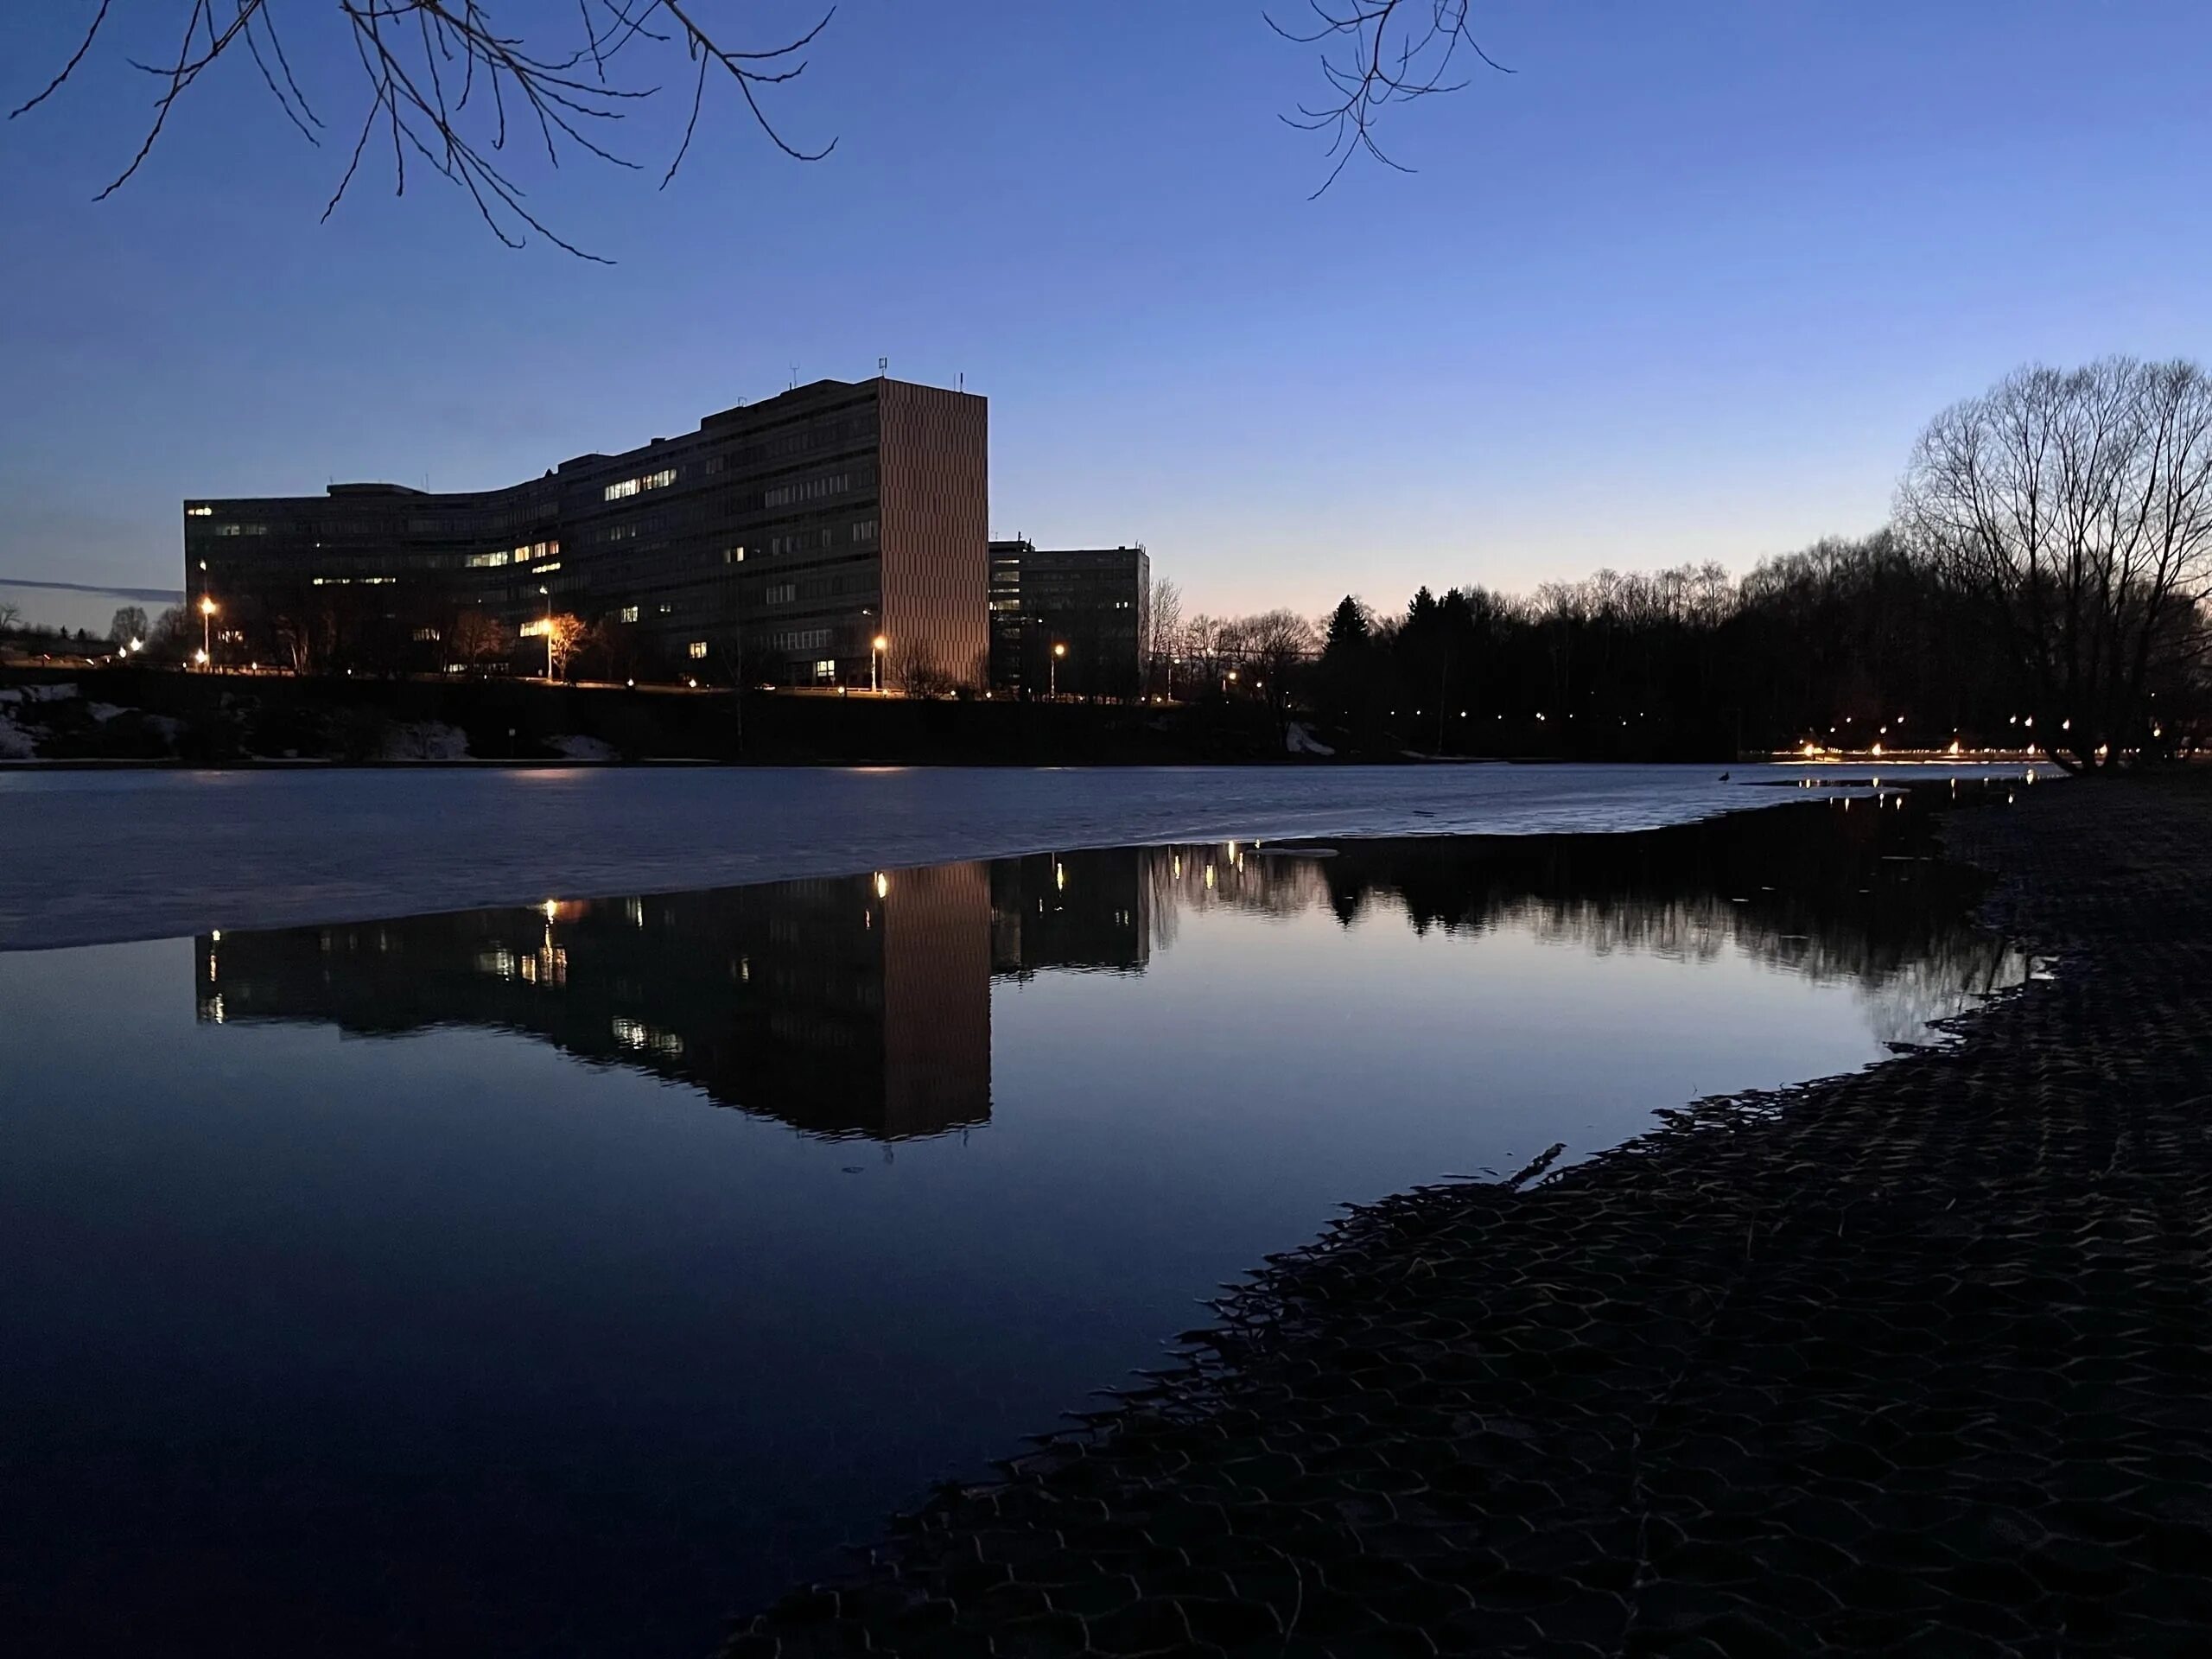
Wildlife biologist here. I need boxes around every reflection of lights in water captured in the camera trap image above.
[612,1016,684,1057]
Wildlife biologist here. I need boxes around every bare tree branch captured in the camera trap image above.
[14,0,838,259]
[1268,0,1512,196]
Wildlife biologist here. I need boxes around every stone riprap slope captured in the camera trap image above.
[729,774,2212,1657]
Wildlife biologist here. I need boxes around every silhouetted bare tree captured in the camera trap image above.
[1235,607,1322,747]
[1144,575,1182,698]
[448,607,510,669]
[1899,358,2212,770]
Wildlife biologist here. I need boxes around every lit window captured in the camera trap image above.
[465,550,510,568]
[850,518,878,544]
[658,601,674,615]
[689,640,709,660]
[604,468,677,501]
[413,627,441,642]
[813,658,836,683]
[765,582,796,606]
[724,545,746,564]
[620,606,639,624]
[186,505,213,517]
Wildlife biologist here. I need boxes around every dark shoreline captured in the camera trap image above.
[730,773,2212,1656]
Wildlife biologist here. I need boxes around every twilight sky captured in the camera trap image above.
[3,1,2209,632]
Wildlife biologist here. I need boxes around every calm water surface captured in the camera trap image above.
[1,795,2025,1656]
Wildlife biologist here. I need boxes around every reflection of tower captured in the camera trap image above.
[880,864,992,1138]
[193,864,995,1143]
[988,849,1152,979]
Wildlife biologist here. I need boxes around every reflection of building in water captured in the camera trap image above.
[989,849,1152,979]
[195,863,992,1141]
[193,798,2027,1141]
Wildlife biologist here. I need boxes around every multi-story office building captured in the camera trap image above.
[986,540,1149,699]
[184,377,988,689]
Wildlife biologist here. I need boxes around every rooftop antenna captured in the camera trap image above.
[879,356,888,378]
[789,363,798,391]
[959,372,965,392]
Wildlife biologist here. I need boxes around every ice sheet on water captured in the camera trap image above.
[0,761,2038,950]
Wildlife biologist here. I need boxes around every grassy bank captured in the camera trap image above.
[0,666,1301,766]
[0,664,1768,766]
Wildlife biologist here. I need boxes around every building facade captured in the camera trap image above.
[986,540,1150,699]
[185,377,988,689]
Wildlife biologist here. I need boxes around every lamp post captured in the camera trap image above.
[199,596,217,669]
[872,633,887,694]
[1051,640,1065,700]
[539,586,553,681]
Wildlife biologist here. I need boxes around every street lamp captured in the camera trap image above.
[539,585,553,681]
[872,633,887,694]
[199,595,217,668]
[1051,640,1066,699]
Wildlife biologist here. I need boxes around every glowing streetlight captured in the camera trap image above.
[199,595,218,666]
[872,633,887,694]
[1052,640,1066,699]
[539,585,553,680]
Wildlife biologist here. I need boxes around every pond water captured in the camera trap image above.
[0,792,2027,1656]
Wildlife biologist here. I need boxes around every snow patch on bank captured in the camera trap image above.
[379,721,470,761]
[547,734,618,762]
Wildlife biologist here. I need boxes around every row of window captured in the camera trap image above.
[761,570,874,607]
[717,413,874,474]
[465,539,561,568]
[766,627,833,654]
[763,472,852,510]
[768,528,831,557]
[605,468,677,502]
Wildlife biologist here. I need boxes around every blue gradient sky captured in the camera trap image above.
[3,1,2207,629]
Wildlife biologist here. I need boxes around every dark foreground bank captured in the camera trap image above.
[731,772,2212,1656]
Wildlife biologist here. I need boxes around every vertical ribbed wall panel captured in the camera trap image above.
[879,380,990,690]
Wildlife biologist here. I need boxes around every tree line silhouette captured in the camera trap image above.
[1203,357,2211,771]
